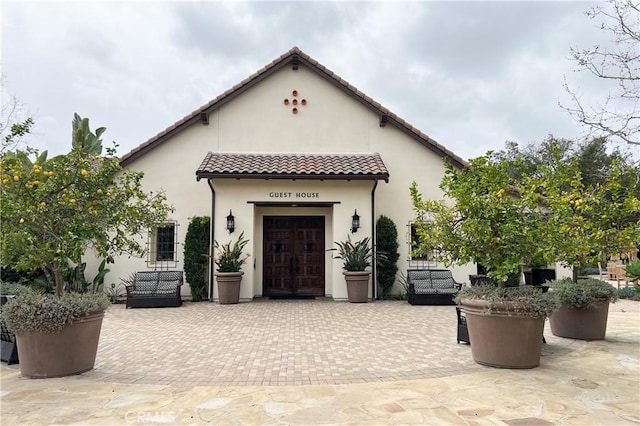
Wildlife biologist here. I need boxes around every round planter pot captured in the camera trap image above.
[16,310,105,378]
[549,300,610,340]
[216,271,243,304]
[461,299,545,369]
[343,271,370,303]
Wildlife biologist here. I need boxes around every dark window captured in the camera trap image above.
[156,224,176,261]
[410,223,427,261]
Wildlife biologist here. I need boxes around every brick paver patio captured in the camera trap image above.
[83,298,580,387]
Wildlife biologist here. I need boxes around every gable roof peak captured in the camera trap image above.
[120,47,468,169]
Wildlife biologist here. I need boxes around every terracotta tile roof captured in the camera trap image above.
[120,46,468,169]
[195,152,389,181]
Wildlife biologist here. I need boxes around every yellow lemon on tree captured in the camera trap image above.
[19,218,24,224]
[81,169,88,176]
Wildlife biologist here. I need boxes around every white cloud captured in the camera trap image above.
[3,0,635,161]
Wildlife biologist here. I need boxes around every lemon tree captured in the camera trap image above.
[410,154,543,285]
[0,115,173,295]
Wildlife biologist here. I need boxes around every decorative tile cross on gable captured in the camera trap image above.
[283,90,307,114]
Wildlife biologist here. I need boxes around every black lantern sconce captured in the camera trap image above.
[351,209,360,233]
[226,210,235,234]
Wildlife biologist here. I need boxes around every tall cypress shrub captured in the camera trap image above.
[184,216,210,301]
[376,215,400,299]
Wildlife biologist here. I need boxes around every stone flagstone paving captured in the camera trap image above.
[1,298,638,424]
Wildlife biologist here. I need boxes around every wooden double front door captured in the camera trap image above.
[263,216,325,296]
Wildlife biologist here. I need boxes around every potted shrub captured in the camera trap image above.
[214,232,250,304]
[0,115,172,378]
[455,285,559,368]
[1,286,110,377]
[330,236,373,303]
[549,278,618,340]
[0,282,38,364]
[410,153,558,368]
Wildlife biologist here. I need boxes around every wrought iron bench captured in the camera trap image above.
[407,269,462,305]
[125,271,184,308]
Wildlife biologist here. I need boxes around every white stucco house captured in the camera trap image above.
[87,46,480,301]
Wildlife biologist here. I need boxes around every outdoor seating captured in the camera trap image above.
[468,274,497,286]
[0,296,19,364]
[597,262,609,281]
[607,261,620,280]
[615,265,629,288]
[125,271,184,308]
[456,307,469,344]
[407,269,461,305]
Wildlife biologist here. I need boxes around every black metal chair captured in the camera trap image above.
[468,274,497,286]
[1,296,19,364]
[456,307,469,344]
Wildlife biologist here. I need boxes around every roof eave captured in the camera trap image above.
[195,172,389,182]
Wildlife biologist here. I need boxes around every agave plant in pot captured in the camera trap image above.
[0,115,172,378]
[214,232,250,304]
[331,236,372,303]
[548,278,618,340]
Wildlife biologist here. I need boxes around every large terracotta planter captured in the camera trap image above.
[16,310,105,378]
[343,271,370,303]
[461,299,545,369]
[549,300,610,340]
[216,271,243,304]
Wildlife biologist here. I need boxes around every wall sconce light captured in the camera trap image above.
[351,209,360,233]
[226,209,235,234]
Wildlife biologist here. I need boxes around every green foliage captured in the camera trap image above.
[528,154,639,276]
[1,266,47,288]
[455,285,560,319]
[1,291,110,334]
[0,114,174,295]
[2,117,34,149]
[62,259,110,294]
[184,216,210,301]
[71,113,105,155]
[550,278,619,309]
[214,232,250,272]
[376,216,399,299]
[103,282,126,303]
[0,282,38,297]
[625,260,640,284]
[330,236,372,271]
[617,286,640,301]
[411,143,640,285]
[411,154,542,285]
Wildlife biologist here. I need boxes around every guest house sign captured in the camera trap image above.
[268,192,320,199]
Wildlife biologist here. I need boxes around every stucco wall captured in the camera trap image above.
[85,63,476,299]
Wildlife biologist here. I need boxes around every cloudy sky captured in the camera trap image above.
[2,1,635,161]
